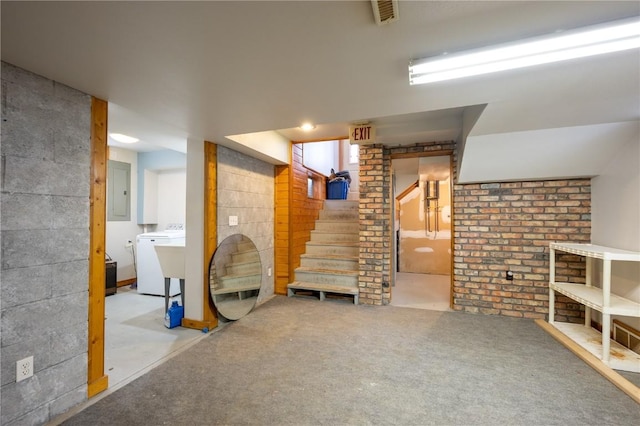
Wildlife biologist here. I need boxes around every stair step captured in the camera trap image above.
[217,273,262,289]
[314,220,358,232]
[225,260,261,276]
[319,209,358,221]
[324,199,358,211]
[300,254,358,271]
[305,242,359,257]
[310,230,358,243]
[232,249,260,263]
[287,281,359,304]
[294,267,358,287]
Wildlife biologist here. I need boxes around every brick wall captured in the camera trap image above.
[357,140,591,319]
[358,141,456,305]
[453,180,591,321]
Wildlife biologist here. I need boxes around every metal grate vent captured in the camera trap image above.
[371,0,399,25]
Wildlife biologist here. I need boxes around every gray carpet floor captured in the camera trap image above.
[63,296,639,425]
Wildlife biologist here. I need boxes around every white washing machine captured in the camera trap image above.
[136,229,185,296]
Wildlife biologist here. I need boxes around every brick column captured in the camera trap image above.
[358,144,390,305]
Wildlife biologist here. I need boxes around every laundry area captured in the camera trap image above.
[104,125,202,390]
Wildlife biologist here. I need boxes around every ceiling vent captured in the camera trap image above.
[371,0,399,25]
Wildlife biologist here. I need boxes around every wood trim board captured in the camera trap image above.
[536,319,640,404]
[88,97,108,397]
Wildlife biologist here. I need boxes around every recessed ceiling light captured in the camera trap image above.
[300,123,316,131]
[110,133,139,143]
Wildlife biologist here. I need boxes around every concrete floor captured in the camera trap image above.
[390,272,451,311]
[104,287,205,389]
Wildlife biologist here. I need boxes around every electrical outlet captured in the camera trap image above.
[16,356,33,382]
[125,240,133,248]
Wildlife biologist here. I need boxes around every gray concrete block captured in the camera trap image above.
[1,155,90,197]
[1,292,87,347]
[53,126,90,167]
[0,105,56,160]
[52,196,89,229]
[0,335,51,387]
[50,161,90,197]
[53,99,90,166]
[47,384,87,421]
[2,228,89,270]
[0,193,53,231]
[48,326,87,368]
[0,353,86,425]
[1,156,54,195]
[51,260,89,297]
[1,62,55,96]
[0,264,53,310]
[4,404,49,426]
[53,80,90,105]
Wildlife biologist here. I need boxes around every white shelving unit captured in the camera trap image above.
[548,243,640,372]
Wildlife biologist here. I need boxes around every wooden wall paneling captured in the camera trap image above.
[274,164,291,294]
[88,97,108,397]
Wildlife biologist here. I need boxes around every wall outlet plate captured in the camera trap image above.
[16,356,33,382]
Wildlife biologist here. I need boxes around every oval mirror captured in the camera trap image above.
[209,234,262,320]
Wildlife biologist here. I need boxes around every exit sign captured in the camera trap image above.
[349,124,376,144]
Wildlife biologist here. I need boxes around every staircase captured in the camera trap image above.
[287,199,359,304]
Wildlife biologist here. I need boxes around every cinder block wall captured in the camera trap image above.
[453,180,591,321]
[216,146,275,302]
[1,62,91,424]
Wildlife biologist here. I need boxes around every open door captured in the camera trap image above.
[391,154,452,311]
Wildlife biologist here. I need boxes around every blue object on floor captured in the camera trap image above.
[164,301,184,329]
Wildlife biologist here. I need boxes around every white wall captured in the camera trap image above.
[302,140,339,175]
[591,126,640,329]
[157,169,187,231]
[184,139,204,321]
[107,147,143,281]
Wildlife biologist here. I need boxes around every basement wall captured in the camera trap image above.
[453,180,590,321]
[358,140,590,321]
[216,146,275,302]
[1,62,90,424]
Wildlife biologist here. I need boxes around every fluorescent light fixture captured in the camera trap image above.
[109,133,139,143]
[409,16,640,85]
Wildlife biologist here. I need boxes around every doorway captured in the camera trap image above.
[390,154,452,311]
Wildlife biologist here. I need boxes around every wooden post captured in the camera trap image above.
[202,142,218,327]
[88,97,108,397]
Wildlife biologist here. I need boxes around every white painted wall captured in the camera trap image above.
[157,169,186,231]
[184,139,205,321]
[302,140,339,175]
[591,125,640,330]
[106,147,143,281]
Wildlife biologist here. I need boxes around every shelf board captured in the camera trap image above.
[551,282,640,317]
[550,322,640,373]
[549,243,640,262]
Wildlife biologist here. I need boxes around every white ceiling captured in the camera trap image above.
[2,1,638,182]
